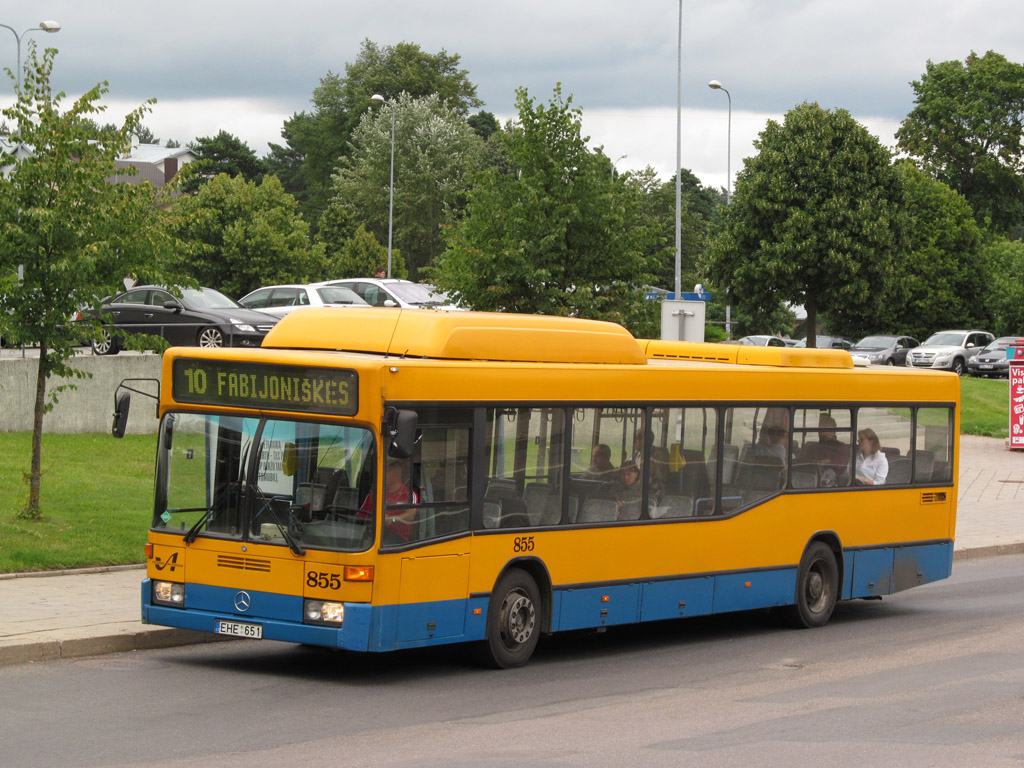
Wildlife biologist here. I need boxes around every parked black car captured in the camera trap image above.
[82,286,277,355]
[967,336,1020,378]
[851,334,920,366]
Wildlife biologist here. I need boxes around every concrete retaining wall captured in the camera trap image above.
[0,354,162,434]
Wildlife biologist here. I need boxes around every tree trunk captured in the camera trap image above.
[805,296,818,349]
[24,346,49,519]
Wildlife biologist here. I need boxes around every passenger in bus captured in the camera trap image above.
[756,424,790,463]
[756,408,792,463]
[360,459,420,541]
[584,443,616,479]
[615,459,642,518]
[799,414,848,484]
[855,428,889,485]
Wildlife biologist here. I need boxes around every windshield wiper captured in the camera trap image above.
[183,509,210,544]
[252,486,305,556]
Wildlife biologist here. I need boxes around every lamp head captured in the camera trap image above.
[708,80,723,90]
[370,94,386,105]
[39,20,61,33]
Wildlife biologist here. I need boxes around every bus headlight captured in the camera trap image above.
[304,599,344,625]
[153,580,185,607]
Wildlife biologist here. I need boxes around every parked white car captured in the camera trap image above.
[237,283,368,319]
[905,330,994,375]
[322,278,462,310]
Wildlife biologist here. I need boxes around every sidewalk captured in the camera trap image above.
[2,435,1022,666]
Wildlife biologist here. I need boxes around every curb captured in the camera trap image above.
[0,563,144,581]
[952,542,1024,560]
[0,627,231,667]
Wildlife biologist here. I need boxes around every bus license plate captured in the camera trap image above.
[215,620,263,639]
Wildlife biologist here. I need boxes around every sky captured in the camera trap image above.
[3,0,1022,191]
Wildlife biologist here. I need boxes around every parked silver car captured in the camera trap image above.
[967,336,1020,378]
[851,334,920,366]
[238,283,368,319]
[905,330,994,375]
[323,278,462,310]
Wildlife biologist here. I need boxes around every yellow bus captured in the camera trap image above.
[122,308,959,668]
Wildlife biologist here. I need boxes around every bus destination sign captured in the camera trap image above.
[172,358,358,416]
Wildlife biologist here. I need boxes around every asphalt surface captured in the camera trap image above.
[1,435,1022,666]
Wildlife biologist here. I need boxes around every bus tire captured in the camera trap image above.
[785,542,838,629]
[477,568,541,669]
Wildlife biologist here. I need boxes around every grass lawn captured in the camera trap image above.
[0,375,1012,573]
[0,433,155,572]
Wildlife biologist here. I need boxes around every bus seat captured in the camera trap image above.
[618,498,642,521]
[650,495,694,519]
[523,482,555,524]
[709,444,740,486]
[485,477,517,501]
[329,486,359,509]
[680,449,711,500]
[498,497,530,528]
[568,495,579,524]
[578,498,618,523]
[887,456,911,484]
[694,497,714,516]
[296,482,327,513]
[790,463,819,489]
[482,501,501,529]
[881,446,902,459]
[914,449,935,482]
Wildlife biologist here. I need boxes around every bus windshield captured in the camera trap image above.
[154,412,376,552]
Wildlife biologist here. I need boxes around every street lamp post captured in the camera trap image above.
[707,80,731,204]
[611,153,627,179]
[369,94,396,279]
[708,79,733,337]
[674,0,682,300]
[1,20,61,91]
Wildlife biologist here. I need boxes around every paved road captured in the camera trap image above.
[1,555,1022,768]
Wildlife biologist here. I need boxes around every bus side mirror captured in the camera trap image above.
[112,391,131,438]
[386,408,417,459]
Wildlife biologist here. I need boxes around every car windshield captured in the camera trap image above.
[923,332,967,346]
[983,338,1013,352]
[316,286,368,305]
[853,336,895,349]
[180,287,240,310]
[388,282,450,306]
[155,413,377,552]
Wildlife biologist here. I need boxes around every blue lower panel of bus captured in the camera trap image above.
[141,542,952,653]
[845,542,953,599]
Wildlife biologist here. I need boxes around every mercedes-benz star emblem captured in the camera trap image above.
[234,591,251,612]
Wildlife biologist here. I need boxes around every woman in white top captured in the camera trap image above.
[855,428,888,485]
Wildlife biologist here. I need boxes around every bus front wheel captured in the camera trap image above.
[785,542,838,629]
[478,568,541,669]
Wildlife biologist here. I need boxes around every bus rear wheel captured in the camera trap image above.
[477,568,541,669]
[785,542,838,628]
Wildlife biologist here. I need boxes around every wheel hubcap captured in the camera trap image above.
[806,563,829,612]
[501,590,535,647]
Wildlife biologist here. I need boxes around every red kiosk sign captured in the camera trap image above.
[1010,339,1024,449]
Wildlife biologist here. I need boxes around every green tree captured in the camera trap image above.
[321,224,407,279]
[170,174,321,298]
[983,236,1024,335]
[333,92,484,279]
[266,40,481,229]
[432,86,661,333]
[878,162,989,339]
[182,130,264,192]
[896,51,1024,235]
[703,102,905,346]
[0,46,175,518]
